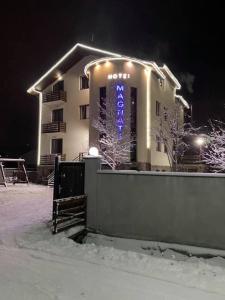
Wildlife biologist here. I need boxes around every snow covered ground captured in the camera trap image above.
[1,184,225,299]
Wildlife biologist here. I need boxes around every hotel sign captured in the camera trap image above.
[108,73,130,80]
[116,84,125,140]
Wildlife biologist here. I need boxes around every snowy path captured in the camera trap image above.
[1,185,225,299]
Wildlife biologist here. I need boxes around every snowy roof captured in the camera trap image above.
[27,43,183,95]
[175,95,190,109]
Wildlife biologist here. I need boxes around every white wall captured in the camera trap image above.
[41,56,95,160]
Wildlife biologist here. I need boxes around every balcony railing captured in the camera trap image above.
[42,122,66,133]
[43,90,67,103]
[40,154,66,165]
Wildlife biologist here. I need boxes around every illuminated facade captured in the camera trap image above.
[28,43,189,171]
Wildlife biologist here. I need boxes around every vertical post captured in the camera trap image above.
[22,162,29,184]
[0,162,7,187]
[84,156,101,231]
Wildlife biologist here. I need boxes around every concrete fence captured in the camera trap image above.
[84,157,225,250]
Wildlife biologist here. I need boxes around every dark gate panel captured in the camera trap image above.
[52,157,86,234]
[54,160,85,200]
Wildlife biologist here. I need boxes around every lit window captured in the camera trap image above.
[80,105,89,119]
[80,75,89,90]
[156,101,160,116]
[156,136,161,152]
[159,79,164,88]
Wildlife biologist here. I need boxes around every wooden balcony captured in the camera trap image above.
[42,122,66,133]
[43,90,67,104]
[40,154,66,165]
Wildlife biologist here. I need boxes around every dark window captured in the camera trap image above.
[99,87,106,122]
[80,105,90,119]
[156,136,161,152]
[164,139,168,153]
[164,107,168,121]
[99,87,107,150]
[80,75,89,90]
[52,109,63,122]
[156,101,160,116]
[130,87,137,162]
[53,80,64,92]
[51,139,63,154]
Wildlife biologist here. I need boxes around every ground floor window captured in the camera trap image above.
[156,136,161,152]
[51,138,63,154]
[130,87,137,162]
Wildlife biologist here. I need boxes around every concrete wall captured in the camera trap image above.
[85,158,225,250]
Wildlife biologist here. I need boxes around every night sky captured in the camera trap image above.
[1,0,224,157]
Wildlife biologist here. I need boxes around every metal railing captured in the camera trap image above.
[43,90,67,103]
[42,122,66,133]
[40,154,66,165]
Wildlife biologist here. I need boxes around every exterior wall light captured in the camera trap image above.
[89,147,99,156]
[127,61,133,67]
[195,137,205,146]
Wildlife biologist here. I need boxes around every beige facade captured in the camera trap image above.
[27,43,188,171]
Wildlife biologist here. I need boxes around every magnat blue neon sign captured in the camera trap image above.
[116,84,125,140]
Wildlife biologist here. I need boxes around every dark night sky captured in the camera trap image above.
[0,0,224,156]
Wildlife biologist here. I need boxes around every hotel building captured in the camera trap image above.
[27,43,189,172]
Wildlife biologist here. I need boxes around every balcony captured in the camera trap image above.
[43,90,67,104]
[40,154,66,165]
[42,122,66,133]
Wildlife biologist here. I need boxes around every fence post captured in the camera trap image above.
[84,156,101,232]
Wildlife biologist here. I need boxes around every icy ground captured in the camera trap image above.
[1,185,225,299]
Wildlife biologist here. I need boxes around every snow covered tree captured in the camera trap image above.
[202,121,225,172]
[92,86,135,170]
[154,102,197,171]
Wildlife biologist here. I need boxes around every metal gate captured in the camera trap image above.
[52,157,86,234]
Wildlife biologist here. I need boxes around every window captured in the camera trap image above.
[164,139,168,153]
[99,87,107,150]
[156,101,160,116]
[52,109,63,122]
[53,80,64,92]
[80,75,89,90]
[130,87,137,162]
[99,87,106,122]
[51,139,63,154]
[80,105,89,120]
[156,136,161,152]
[163,107,168,121]
[159,79,164,88]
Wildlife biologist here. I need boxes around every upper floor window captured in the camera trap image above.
[53,80,64,92]
[80,105,89,120]
[52,108,63,122]
[156,101,160,116]
[80,75,89,90]
[159,79,164,88]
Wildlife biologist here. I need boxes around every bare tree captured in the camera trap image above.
[92,88,135,170]
[154,103,197,171]
[202,121,225,172]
